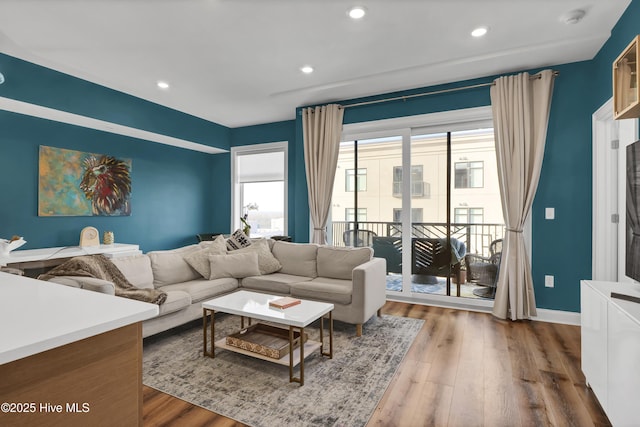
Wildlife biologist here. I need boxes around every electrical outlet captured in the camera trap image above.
[545,275,555,288]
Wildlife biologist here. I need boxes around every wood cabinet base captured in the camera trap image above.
[0,323,143,427]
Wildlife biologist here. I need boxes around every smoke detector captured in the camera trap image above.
[561,9,586,25]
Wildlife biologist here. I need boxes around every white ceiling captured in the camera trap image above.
[0,0,632,128]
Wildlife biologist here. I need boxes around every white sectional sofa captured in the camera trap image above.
[47,238,387,337]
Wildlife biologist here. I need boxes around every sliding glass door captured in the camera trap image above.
[409,131,454,296]
[332,108,504,303]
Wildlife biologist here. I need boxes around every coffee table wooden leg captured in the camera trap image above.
[203,308,215,358]
[300,326,305,385]
[288,327,294,382]
[329,311,333,359]
[320,311,333,359]
[289,326,305,386]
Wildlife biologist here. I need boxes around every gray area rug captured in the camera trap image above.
[143,313,424,427]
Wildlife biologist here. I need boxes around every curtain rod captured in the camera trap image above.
[340,70,559,110]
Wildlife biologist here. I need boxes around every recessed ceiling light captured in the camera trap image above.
[348,6,366,20]
[301,65,314,74]
[157,81,170,89]
[471,27,488,37]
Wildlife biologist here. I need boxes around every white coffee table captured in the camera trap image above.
[202,290,334,386]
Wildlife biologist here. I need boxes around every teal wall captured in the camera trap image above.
[289,68,593,313]
[0,53,230,148]
[281,1,640,312]
[0,53,231,252]
[2,0,639,312]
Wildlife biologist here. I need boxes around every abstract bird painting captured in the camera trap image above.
[80,155,131,215]
[38,146,132,216]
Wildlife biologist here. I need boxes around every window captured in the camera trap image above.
[346,168,367,192]
[346,208,367,222]
[393,165,426,197]
[455,161,484,188]
[393,208,423,223]
[231,142,287,238]
[454,207,484,224]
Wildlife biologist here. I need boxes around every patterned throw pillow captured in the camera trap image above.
[226,229,252,250]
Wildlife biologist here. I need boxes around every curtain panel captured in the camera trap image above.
[302,104,344,244]
[490,70,555,320]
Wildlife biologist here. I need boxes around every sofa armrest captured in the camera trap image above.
[47,276,116,295]
[351,257,387,322]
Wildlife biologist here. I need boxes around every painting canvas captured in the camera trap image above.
[38,146,132,216]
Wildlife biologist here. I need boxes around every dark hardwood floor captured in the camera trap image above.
[142,301,611,427]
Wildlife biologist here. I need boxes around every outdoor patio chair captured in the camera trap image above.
[411,237,466,294]
[372,236,402,273]
[343,229,377,247]
[465,238,503,299]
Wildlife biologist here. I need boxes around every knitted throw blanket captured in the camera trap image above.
[39,254,167,305]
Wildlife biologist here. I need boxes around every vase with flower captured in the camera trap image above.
[240,203,259,236]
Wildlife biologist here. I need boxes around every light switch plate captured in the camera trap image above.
[545,207,555,220]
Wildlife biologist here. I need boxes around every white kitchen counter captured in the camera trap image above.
[0,272,158,364]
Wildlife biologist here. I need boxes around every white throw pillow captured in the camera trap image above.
[226,229,252,250]
[232,239,281,275]
[183,235,227,278]
[209,252,260,279]
[148,245,201,286]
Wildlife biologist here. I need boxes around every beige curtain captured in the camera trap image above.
[490,70,555,320]
[302,104,344,244]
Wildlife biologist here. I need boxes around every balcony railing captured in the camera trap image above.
[332,221,505,258]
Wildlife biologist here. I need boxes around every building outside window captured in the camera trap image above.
[454,207,484,224]
[393,165,426,197]
[454,161,484,188]
[393,208,424,223]
[346,208,367,222]
[346,168,367,192]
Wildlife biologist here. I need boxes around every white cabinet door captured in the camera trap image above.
[581,281,609,411]
[607,301,640,427]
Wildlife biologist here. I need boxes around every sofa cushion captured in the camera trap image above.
[148,246,201,287]
[160,277,238,303]
[209,252,260,279]
[110,254,154,289]
[157,290,192,316]
[198,234,227,251]
[290,277,353,305]
[232,239,281,275]
[183,235,228,278]
[272,241,318,278]
[317,246,373,280]
[240,272,313,294]
[226,229,252,250]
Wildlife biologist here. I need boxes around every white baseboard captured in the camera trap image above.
[531,308,581,326]
[386,295,581,326]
